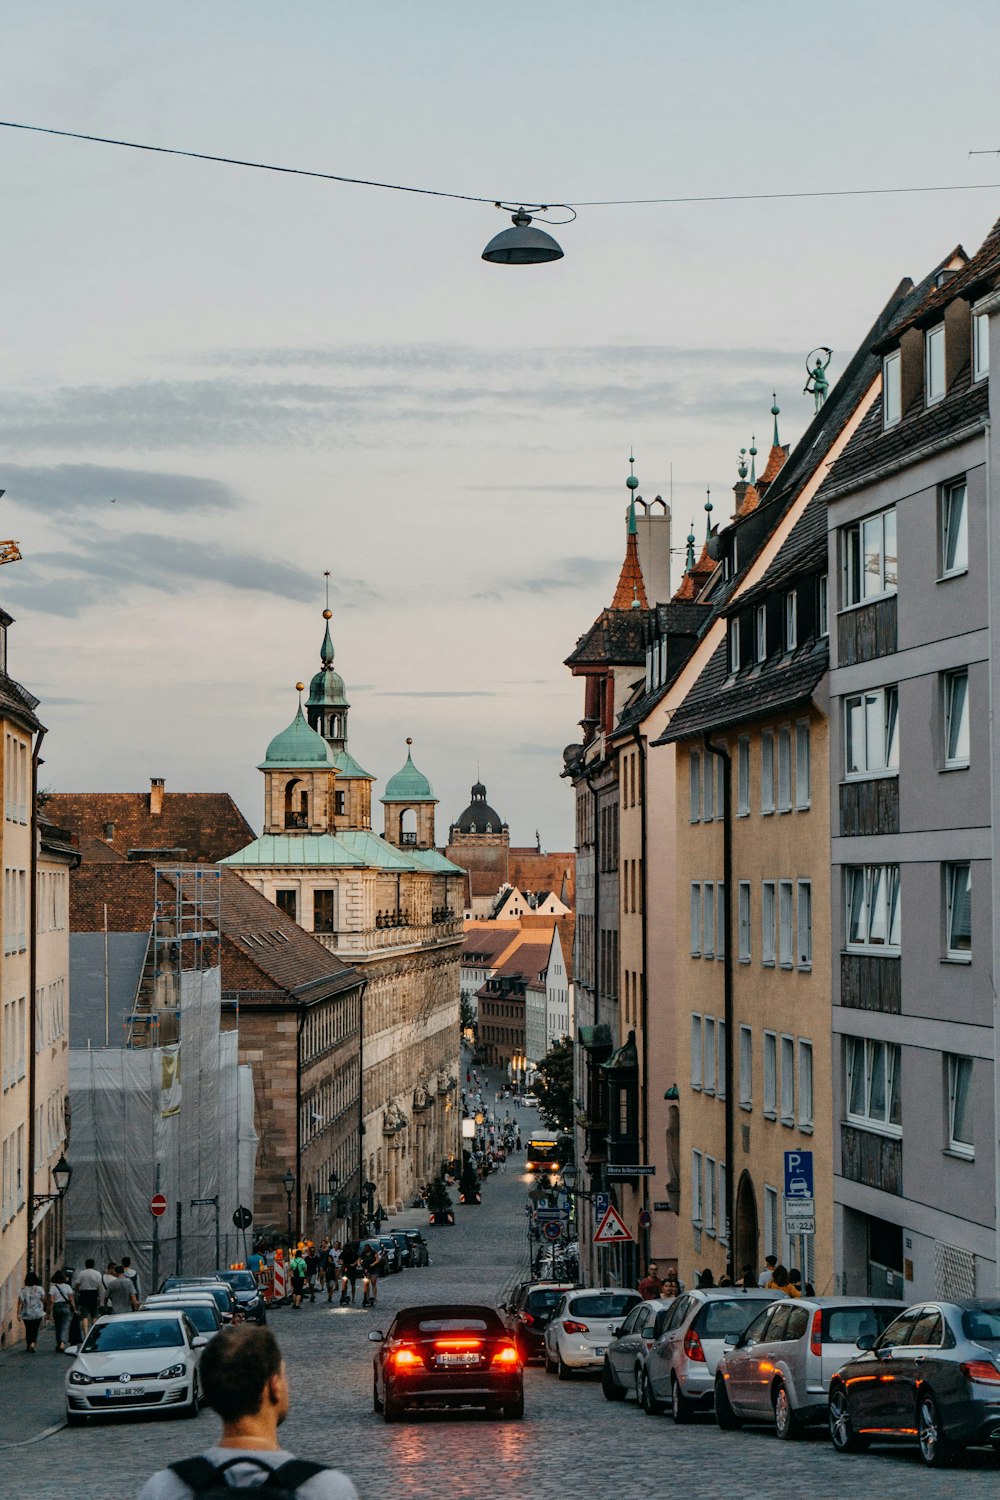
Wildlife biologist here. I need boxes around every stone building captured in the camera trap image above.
[446,780,575,919]
[223,610,464,1213]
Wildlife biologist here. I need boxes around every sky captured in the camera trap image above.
[2,1,999,849]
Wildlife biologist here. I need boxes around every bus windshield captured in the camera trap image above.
[526,1139,559,1171]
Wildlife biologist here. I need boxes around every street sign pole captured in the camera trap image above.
[151,1165,161,1292]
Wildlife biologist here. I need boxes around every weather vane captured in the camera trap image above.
[804,348,833,413]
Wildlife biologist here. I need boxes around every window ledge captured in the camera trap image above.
[842,947,900,961]
[739,1102,753,1113]
[762,1110,777,1122]
[838,591,897,616]
[796,963,813,974]
[941,761,969,773]
[844,1118,902,1140]
[736,810,750,819]
[842,770,898,785]
[795,802,812,813]
[762,960,776,969]
[941,954,972,966]
[780,1116,795,1128]
[738,956,752,966]
[937,568,968,584]
[943,1146,974,1162]
[797,1124,814,1135]
[761,808,775,817]
[779,962,794,971]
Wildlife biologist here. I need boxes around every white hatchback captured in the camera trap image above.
[65,1311,207,1422]
[544,1288,641,1378]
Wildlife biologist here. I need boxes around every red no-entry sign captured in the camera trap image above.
[150,1193,168,1218]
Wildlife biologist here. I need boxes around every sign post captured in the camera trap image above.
[783,1150,816,1246]
[593,1204,634,1245]
[150,1172,166,1292]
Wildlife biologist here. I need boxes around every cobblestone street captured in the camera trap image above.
[6,1153,1000,1499]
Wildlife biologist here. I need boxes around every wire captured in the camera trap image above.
[2,118,999,213]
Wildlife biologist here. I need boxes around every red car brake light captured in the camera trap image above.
[391,1346,423,1371]
[492,1344,520,1366]
[434,1338,482,1349]
[683,1327,705,1362]
[518,1311,535,1326]
[810,1309,822,1357]
[961,1360,1000,1384]
[562,1319,589,1335]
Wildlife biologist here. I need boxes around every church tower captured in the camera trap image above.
[381,739,438,849]
[258,688,336,835]
[305,607,375,831]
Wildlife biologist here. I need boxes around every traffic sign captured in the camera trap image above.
[232,1206,253,1230]
[605,1165,656,1178]
[542,1219,562,1242]
[593,1191,610,1224]
[638,1209,651,1230]
[784,1150,814,1199]
[535,1207,563,1223]
[784,1198,815,1235]
[150,1193,168,1218]
[593,1204,633,1245]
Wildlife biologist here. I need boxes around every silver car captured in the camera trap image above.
[642,1288,781,1420]
[543,1288,641,1376]
[602,1298,676,1403]
[715,1296,904,1437]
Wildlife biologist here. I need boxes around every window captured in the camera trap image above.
[689,884,702,955]
[718,1162,728,1243]
[704,1157,716,1235]
[690,1013,703,1090]
[843,507,897,604]
[777,727,792,812]
[275,889,297,920]
[717,1018,726,1099]
[780,1035,795,1124]
[845,864,901,951]
[763,1032,777,1117]
[882,350,901,428]
[755,604,767,663]
[691,1150,703,1225]
[738,882,751,962]
[798,1041,814,1129]
[944,668,970,767]
[845,686,898,777]
[313,889,337,934]
[795,721,810,808]
[973,310,990,382]
[728,620,741,674]
[703,757,715,821]
[846,1037,901,1132]
[761,732,774,814]
[689,751,701,821]
[334,790,346,817]
[778,881,793,967]
[739,1025,753,1108]
[796,881,812,967]
[784,591,797,651]
[762,881,776,965]
[946,1055,974,1157]
[818,573,829,637]
[703,1017,716,1093]
[716,754,725,816]
[716,882,726,959]
[737,738,750,817]
[925,324,945,405]
[941,480,968,576]
[763,1185,779,1260]
[944,862,971,959]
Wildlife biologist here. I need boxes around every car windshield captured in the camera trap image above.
[699,1299,773,1338]
[152,1303,217,1331]
[83,1319,183,1352]
[825,1306,901,1345]
[414,1318,494,1334]
[219,1272,256,1291]
[569,1294,639,1319]
[525,1290,566,1315]
[962,1307,1000,1343]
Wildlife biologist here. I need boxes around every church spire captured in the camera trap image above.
[771,392,781,447]
[610,459,649,610]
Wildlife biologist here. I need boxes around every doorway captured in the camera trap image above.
[734,1171,759,1280]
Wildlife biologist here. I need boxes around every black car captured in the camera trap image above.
[215,1268,267,1324]
[157,1278,238,1322]
[828,1299,1000,1465]
[502,1281,580,1363]
[370,1303,523,1422]
[376,1236,403,1274]
[402,1230,430,1267]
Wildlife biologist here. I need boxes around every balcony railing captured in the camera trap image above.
[312,913,464,956]
[838,595,897,666]
[839,776,899,837]
[841,952,901,1014]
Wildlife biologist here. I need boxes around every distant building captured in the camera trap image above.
[446,779,575,919]
[48,779,254,865]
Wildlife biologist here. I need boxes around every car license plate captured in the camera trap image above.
[437,1352,479,1367]
[107,1385,145,1398]
[593,1347,605,1356]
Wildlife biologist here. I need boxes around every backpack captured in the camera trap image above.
[169,1455,327,1498]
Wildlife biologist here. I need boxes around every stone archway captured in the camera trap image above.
[734,1170,759,1280]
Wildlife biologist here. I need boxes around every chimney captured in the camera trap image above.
[150,777,165,817]
[634,496,672,606]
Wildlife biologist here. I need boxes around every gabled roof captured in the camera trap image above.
[656,636,828,744]
[875,220,1000,346]
[564,608,650,669]
[49,790,255,864]
[0,672,42,733]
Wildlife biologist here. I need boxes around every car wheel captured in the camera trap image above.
[602,1358,626,1401]
[828,1387,869,1453]
[373,1377,383,1414]
[183,1379,200,1419]
[544,1345,556,1374]
[671,1376,695,1424]
[640,1372,664,1416]
[773,1381,800,1441]
[917,1393,953,1467]
[504,1393,525,1419]
[634,1367,644,1405]
[383,1390,404,1424]
[714,1376,742,1431]
[557,1355,573,1381]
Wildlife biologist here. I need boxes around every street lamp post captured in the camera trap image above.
[328,1171,339,1232]
[362,1179,377,1236]
[282,1170,295,1248]
[27,1152,72,1278]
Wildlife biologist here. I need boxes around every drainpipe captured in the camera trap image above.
[357,978,366,1243]
[631,727,650,1267]
[26,725,46,1277]
[703,732,735,1280]
[296,1006,305,1242]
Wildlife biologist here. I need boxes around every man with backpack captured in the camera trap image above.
[137,1326,357,1500]
[289,1249,307,1310]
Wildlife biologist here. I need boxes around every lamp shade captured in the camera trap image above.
[282,1171,295,1195]
[561,1163,579,1191]
[52,1153,72,1196]
[328,1171,339,1195]
[482,209,564,266]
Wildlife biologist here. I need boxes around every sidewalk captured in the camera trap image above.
[0,1332,68,1447]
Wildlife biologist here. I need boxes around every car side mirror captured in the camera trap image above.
[191,1335,209,1349]
[63,1345,79,1356]
[856,1333,876,1351]
[368,1330,384,1343]
[724,1333,740,1348]
[610,1326,620,1337]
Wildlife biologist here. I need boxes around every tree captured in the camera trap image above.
[534,1037,575,1135]
[460,993,477,1039]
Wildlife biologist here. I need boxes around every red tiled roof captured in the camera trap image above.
[48,789,255,864]
[758,443,788,488]
[610,533,649,611]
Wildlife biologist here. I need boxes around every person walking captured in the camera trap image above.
[121,1256,141,1302]
[48,1269,77,1351]
[304,1245,319,1303]
[106,1265,139,1315]
[18,1272,46,1351]
[638,1264,665,1300]
[73,1258,105,1335]
[137,1326,358,1500]
[758,1254,777,1288]
[339,1242,360,1306]
[289,1249,307,1309]
[360,1242,381,1308]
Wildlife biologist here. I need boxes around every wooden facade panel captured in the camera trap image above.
[840,952,901,1013]
[841,1123,902,1195]
[838,595,898,666]
[839,776,900,836]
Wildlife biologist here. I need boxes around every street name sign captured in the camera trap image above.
[593,1204,633,1245]
[653,1201,671,1212]
[605,1165,655,1178]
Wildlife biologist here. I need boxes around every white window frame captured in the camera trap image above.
[718,1161,728,1244]
[717,1018,727,1100]
[689,883,702,955]
[703,754,715,821]
[925,323,945,406]
[844,685,899,779]
[973,309,990,383]
[796,880,813,968]
[739,1024,753,1109]
[704,1155,717,1236]
[764,1185,779,1259]
[754,604,767,663]
[797,1041,814,1130]
[944,668,970,769]
[703,1016,716,1095]
[716,881,726,960]
[761,732,774,814]
[785,590,797,651]
[690,1013,703,1090]
[843,506,897,605]
[944,861,971,961]
[941,479,968,577]
[795,720,811,809]
[736,737,750,817]
[691,1150,703,1226]
[689,752,701,822]
[763,1031,777,1118]
[780,1034,795,1125]
[882,349,901,428]
[777,727,792,812]
[738,881,751,963]
[762,881,776,966]
[818,573,829,637]
[728,620,740,675]
[946,1054,974,1158]
[845,864,901,953]
[845,1036,901,1135]
[778,880,793,968]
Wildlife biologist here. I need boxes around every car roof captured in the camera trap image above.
[393,1303,502,1321]
[567,1287,641,1296]
[691,1287,777,1299]
[796,1296,906,1310]
[103,1310,187,1323]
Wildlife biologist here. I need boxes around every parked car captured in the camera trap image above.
[543,1288,641,1378]
[828,1299,1000,1466]
[370,1303,523,1421]
[502,1281,580,1364]
[401,1230,430,1267]
[376,1235,403,1274]
[643,1287,781,1420]
[156,1278,237,1323]
[214,1268,267,1324]
[602,1297,677,1402]
[715,1296,904,1437]
[141,1298,223,1340]
[65,1311,207,1423]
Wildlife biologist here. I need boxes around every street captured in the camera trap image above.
[6,1152,1000,1499]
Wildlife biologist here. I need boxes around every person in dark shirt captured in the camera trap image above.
[638,1263,665,1300]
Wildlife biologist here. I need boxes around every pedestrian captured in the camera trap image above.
[661,1272,680,1301]
[787,1267,804,1296]
[289,1249,307,1309]
[757,1254,777,1288]
[360,1243,381,1308]
[107,1264,139,1316]
[73,1257,104,1335]
[738,1264,757,1289]
[638,1263,665,1300]
[304,1245,319,1302]
[515,1133,522,1152]
[339,1242,360,1306]
[121,1255,141,1302]
[766,1264,799,1297]
[18,1271,45,1351]
[48,1268,77,1351]
[137,1325,358,1500]
[696,1267,715,1289]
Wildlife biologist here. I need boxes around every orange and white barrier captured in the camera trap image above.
[271,1254,287,1303]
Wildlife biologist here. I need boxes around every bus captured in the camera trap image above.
[526,1137,560,1173]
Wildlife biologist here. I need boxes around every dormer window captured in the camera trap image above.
[925,324,945,405]
[754,605,766,664]
[784,590,798,651]
[882,350,901,428]
[728,620,740,675]
[973,310,990,382]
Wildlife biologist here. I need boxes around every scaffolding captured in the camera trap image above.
[126,866,221,1049]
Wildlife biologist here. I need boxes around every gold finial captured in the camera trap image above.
[295,680,305,693]
[322,608,332,620]
[406,737,413,747]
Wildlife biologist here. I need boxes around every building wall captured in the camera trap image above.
[31,848,72,1290]
[0,721,33,1344]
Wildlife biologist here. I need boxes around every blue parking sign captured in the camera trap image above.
[784,1150,814,1199]
[593,1190,610,1224]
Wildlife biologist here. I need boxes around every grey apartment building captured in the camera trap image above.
[821,217,1000,1299]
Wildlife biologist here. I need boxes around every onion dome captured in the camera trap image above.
[382,740,436,803]
[259,703,334,768]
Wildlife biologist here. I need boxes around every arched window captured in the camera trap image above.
[400,807,417,846]
[284,778,309,829]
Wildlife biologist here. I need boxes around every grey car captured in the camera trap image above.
[715,1296,903,1437]
[828,1299,1000,1466]
[642,1288,781,1421]
[602,1298,676,1403]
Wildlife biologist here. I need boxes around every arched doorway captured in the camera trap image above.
[734,1170,759,1280]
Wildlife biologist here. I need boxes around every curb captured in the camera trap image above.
[0,1417,67,1450]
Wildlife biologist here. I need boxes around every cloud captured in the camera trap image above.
[471,556,613,601]
[512,742,561,757]
[379,690,496,699]
[2,463,238,516]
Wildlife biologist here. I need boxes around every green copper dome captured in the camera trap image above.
[307,663,349,710]
[259,705,334,769]
[381,744,436,803]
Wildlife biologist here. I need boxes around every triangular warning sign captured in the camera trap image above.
[593,1204,634,1245]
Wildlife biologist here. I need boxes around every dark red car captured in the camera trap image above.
[370,1303,523,1422]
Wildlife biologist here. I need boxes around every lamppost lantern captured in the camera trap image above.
[328,1171,339,1197]
[482,207,566,266]
[52,1152,72,1197]
[282,1170,295,1197]
[561,1163,579,1192]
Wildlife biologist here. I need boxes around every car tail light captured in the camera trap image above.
[961,1360,1000,1384]
[518,1312,535,1326]
[392,1346,423,1371]
[810,1309,823,1357]
[492,1344,520,1366]
[683,1328,705,1362]
[562,1319,589,1335]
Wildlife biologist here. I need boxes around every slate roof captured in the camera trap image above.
[656,636,829,744]
[723,487,828,615]
[564,608,650,668]
[49,789,256,864]
[0,671,42,733]
[877,216,1000,344]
